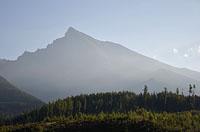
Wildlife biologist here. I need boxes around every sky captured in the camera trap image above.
[0,0,200,71]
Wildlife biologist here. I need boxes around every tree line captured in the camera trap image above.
[8,84,200,124]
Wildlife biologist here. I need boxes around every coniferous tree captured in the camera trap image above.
[176,88,179,95]
[189,84,193,108]
[143,85,148,108]
[189,84,193,97]
[193,84,196,108]
[164,87,168,111]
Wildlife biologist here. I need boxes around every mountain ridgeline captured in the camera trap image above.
[0,75,44,116]
[0,27,200,102]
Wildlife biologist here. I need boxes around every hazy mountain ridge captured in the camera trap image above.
[0,27,200,102]
[0,75,44,115]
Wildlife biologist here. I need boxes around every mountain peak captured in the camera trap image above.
[68,26,78,32]
[64,27,96,41]
[65,27,80,36]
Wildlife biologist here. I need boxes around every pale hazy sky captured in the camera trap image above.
[0,0,200,71]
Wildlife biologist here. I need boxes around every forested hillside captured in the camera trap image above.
[1,85,200,131]
[5,84,199,123]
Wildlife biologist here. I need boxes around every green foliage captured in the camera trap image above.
[2,109,200,131]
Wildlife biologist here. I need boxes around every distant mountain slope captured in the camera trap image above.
[0,27,200,102]
[0,75,44,115]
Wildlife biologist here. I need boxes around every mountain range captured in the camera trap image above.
[0,27,200,102]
